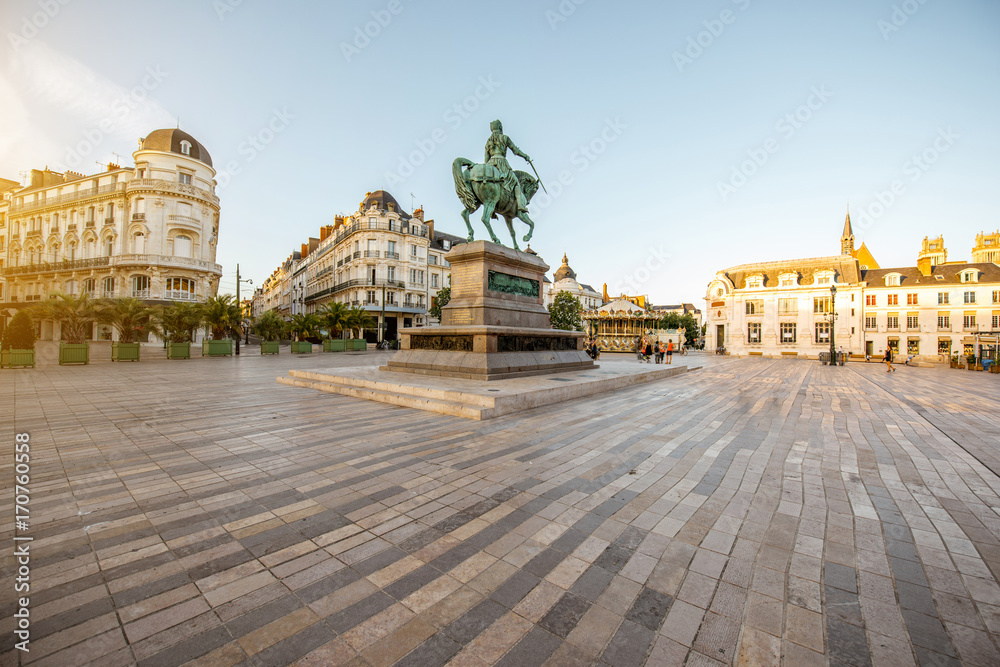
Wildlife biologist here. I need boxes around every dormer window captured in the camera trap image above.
[180,140,192,155]
[814,270,835,286]
[885,274,900,287]
[745,275,762,289]
[778,273,797,288]
[961,270,979,283]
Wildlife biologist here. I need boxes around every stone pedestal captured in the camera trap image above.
[384,241,595,380]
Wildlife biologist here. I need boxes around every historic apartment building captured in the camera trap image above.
[542,253,603,311]
[252,190,463,341]
[0,129,222,340]
[705,215,1000,361]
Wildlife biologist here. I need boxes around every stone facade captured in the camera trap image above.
[543,253,602,311]
[705,215,1000,362]
[252,191,462,341]
[0,129,221,341]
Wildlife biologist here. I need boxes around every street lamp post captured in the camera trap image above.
[829,284,838,366]
[235,264,252,356]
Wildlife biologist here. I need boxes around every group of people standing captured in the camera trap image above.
[637,338,676,364]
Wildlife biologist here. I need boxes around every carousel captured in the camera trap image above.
[582,298,664,352]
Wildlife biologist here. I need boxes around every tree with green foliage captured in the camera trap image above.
[288,312,322,342]
[344,306,376,339]
[30,292,98,343]
[1,310,37,350]
[199,294,241,339]
[252,310,287,342]
[157,302,203,343]
[429,286,451,320]
[548,290,584,331]
[660,312,700,346]
[98,297,155,343]
[318,301,349,339]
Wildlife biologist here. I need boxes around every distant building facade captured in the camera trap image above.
[705,212,1000,361]
[253,191,463,341]
[0,129,222,341]
[543,253,602,310]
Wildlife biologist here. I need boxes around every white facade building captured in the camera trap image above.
[705,216,1000,362]
[544,253,602,310]
[1,129,222,341]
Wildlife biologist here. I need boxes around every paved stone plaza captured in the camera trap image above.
[3,353,1000,666]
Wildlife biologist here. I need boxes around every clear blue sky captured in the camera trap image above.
[3,0,998,303]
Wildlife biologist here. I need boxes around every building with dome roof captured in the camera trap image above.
[0,128,222,342]
[252,190,465,342]
[543,253,602,311]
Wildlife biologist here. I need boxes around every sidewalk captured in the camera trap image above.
[2,356,999,665]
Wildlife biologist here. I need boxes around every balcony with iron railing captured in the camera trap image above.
[331,219,429,246]
[364,250,380,258]
[104,217,115,226]
[385,251,400,260]
[126,178,218,205]
[9,183,125,212]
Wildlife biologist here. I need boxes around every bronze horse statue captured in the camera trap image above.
[452,157,539,251]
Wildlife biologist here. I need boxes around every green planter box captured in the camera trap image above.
[167,342,191,359]
[260,340,280,355]
[59,342,90,365]
[1,349,35,368]
[112,342,141,362]
[202,339,234,357]
[323,339,346,352]
[350,339,367,351]
[291,341,313,354]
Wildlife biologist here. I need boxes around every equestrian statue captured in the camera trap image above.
[452,119,544,251]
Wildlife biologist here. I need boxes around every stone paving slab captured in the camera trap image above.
[278,356,697,419]
[2,353,1000,666]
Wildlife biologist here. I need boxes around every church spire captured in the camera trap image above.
[841,206,855,256]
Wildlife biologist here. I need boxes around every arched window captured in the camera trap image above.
[68,242,77,261]
[180,140,192,155]
[132,275,150,298]
[105,237,114,256]
[165,277,196,300]
[133,232,145,254]
[174,235,192,258]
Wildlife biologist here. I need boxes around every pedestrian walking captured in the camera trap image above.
[884,349,896,372]
[654,341,662,364]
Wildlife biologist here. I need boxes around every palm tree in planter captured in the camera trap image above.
[253,310,286,355]
[31,292,98,365]
[288,313,321,353]
[344,306,376,350]
[199,294,241,356]
[157,302,202,359]
[1,310,37,368]
[98,297,155,361]
[318,301,349,352]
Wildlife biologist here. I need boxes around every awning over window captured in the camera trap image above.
[887,336,899,341]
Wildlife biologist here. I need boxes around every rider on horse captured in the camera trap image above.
[485,120,531,215]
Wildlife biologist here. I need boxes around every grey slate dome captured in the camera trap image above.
[140,129,213,167]
[553,253,577,282]
[361,190,411,219]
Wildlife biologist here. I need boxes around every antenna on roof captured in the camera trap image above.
[410,192,415,211]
